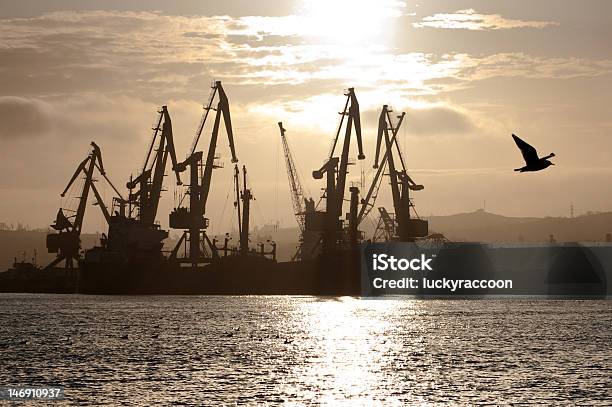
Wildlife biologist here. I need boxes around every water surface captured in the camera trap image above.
[0,295,610,405]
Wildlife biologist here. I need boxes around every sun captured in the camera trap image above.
[296,0,406,44]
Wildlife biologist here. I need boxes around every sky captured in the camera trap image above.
[0,0,611,234]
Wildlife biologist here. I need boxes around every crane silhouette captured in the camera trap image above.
[512,134,555,172]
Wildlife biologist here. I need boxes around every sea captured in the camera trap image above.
[0,295,610,405]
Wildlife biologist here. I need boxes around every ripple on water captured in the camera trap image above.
[0,295,610,405]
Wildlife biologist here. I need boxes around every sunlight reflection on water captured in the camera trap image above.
[290,298,398,405]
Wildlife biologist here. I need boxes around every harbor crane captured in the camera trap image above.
[358,105,427,241]
[89,105,182,262]
[278,122,306,232]
[126,106,182,224]
[46,142,122,270]
[169,81,238,266]
[356,107,405,225]
[311,88,365,253]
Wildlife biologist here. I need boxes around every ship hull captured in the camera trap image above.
[2,243,610,296]
[78,251,361,295]
[0,266,77,294]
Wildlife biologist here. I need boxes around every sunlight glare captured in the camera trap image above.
[284,298,404,404]
[297,0,406,44]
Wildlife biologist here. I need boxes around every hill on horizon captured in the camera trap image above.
[425,209,612,243]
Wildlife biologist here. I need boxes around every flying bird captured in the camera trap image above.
[512,134,556,172]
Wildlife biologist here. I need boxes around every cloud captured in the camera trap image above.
[0,94,201,191]
[413,9,559,31]
[0,9,609,107]
[404,105,476,136]
[0,97,53,139]
[455,53,612,80]
[359,104,476,137]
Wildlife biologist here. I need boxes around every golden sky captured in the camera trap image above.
[0,0,611,233]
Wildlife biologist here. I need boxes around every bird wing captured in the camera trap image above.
[512,134,539,164]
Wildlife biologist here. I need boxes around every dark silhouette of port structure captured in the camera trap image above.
[5,82,612,298]
[512,133,555,172]
[546,245,607,297]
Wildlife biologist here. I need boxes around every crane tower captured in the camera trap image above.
[278,122,306,231]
